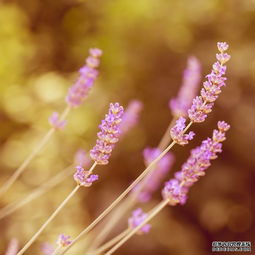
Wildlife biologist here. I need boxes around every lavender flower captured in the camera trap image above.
[74,149,91,167]
[163,121,230,206]
[120,100,143,136]
[66,48,102,108]
[41,243,54,255]
[188,42,231,123]
[137,148,175,203]
[128,208,151,235]
[90,103,124,165]
[170,117,195,145]
[73,166,98,187]
[170,56,201,117]
[48,112,67,130]
[57,234,72,247]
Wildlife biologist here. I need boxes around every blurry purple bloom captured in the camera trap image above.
[90,103,124,165]
[170,56,201,117]
[49,112,67,130]
[120,100,143,136]
[170,117,195,145]
[74,149,91,167]
[73,166,99,187]
[40,242,54,255]
[66,48,102,108]
[163,121,230,206]
[137,148,175,203]
[188,42,230,123]
[57,234,72,247]
[128,208,151,234]
[5,238,19,255]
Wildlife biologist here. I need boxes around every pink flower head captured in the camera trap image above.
[170,56,201,117]
[66,48,102,108]
[73,166,98,187]
[49,112,67,130]
[163,121,230,206]
[74,149,91,167]
[120,100,143,136]
[90,103,124,165]
[188,42,230,123]
[57,234,72,247]
[136,148,175,203]
[128,208,151,234]
[170,117,195,145]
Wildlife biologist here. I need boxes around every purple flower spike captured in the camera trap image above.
[170,56,201,117]
[128,208,151,235]
[170,117,195,145]
[136,148,175,203]
[48,112,67,130]
[73,166,98,187]
[120,100,143,136]
[188,43,230,123]
[57,234,72,247]
[163,121,230,206]
[66,48,102,108]
[90,103,124,165]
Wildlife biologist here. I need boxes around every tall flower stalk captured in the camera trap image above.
[17,103,124,255]
[103,121,230,255]
[0,48,102,197]
[59,42,230,255]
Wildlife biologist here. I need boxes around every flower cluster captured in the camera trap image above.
[73,166,98,187]
[66,48,102,108]
[48,112,67,130]
[188,42,231,123]
[90,103,124,165]
[120,100,143,136]
[170,117,195,145]
[74,149,91,167]
[128,208,151,234]
[162,121,230,206]
[136,148,174,203]
[170,56,201,117]
[56,234,72,247]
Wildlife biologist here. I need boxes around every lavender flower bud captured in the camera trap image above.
[188,42,230,123]
[170,56,201,117]
[128,208,151,235]
[56,234,72,247]
[120,100,143,136]
[73,166,98,187]
[48,112,67,130]
[162,121,230,206]
[66,48,102,108]
[90,103,124,165]
[137,148,175,203]
[170,117,195,145]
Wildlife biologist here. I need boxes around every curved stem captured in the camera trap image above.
[17,185,80,255]
[0,165,74,220]
[104,200,168,255]
[59,141,176,255]
[0,106,71,197]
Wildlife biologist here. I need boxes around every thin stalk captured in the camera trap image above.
[87,117,185,251]
[59,141,176,255]
[0,106,71,197]
[52,246,62,255]
[17,185,80,255]
[0,165,74,220]
[92,228,131,255]
[104,199,169,255]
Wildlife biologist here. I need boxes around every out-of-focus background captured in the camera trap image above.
[0,0,255,254]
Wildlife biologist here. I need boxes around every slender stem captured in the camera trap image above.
[87,117,186,251]
[0,106,71,197]
[92,229,131,255]
[0,165,74,220]
[59,141,176,255]
[52,246,62,255]
[104,200,169,255]
[17,185,80,255]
